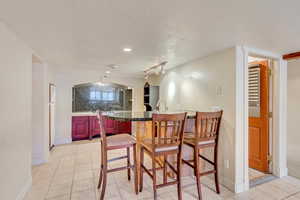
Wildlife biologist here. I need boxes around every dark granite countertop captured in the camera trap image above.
[102,111,197,121]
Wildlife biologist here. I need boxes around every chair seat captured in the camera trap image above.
[141,138,179,153]
[183,133,215,147]
[107,134,136,148]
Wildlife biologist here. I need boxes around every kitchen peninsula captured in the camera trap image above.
[102,110,199,181]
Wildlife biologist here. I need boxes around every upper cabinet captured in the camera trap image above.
[144,82,159,111]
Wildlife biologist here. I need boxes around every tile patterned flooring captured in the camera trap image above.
[24,139,300,200]
[249,168,266,181]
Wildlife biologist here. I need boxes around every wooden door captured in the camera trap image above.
[248,61,269,172]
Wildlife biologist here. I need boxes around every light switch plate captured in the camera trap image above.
[225,160,230,169]
[216,86,223,96]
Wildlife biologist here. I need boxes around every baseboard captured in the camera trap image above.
[16,177,32,200]
[54,137,72,145]
[32,157,47,166]
[288,168,300,179]
[32,151,49,166]
[220,176,235,192]
[235,180,249,193]
[281,167,288,177]
[274,166,288,178]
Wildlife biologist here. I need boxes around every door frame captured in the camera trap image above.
[235,46,288,193]
[49,83,56,150]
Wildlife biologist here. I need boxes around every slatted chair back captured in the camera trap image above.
[194,111,223,143]
[151,113,187,150]
[96,111,107,148]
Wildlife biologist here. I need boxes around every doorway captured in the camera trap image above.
[49,83,56,150]
[248,56,275,187]
[235,46,287,193]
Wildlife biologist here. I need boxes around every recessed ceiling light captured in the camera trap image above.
[123,48,132,52]
[105,70,110,74]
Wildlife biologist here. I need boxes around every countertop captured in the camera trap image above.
[72,110,133,117]
[102,111,198,121]
[72,112,97,116]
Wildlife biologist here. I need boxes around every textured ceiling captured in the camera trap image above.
[0,0,300,77]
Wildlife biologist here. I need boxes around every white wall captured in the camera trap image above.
[0,21,33,200]
[158,48,236,190]
[52,68,145,145]
[32,63,50,165]
[287,59,300,179]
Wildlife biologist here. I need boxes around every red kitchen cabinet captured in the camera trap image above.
[72,116,90,140]
[89,116,101,137]
[104,118,117,134]
[72,115,132,141]
[117,120,132,133]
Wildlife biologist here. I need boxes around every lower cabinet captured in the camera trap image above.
[118,120,132,133]
[72,116,90,140]
[89,116,101,138]
[72,116,132,141]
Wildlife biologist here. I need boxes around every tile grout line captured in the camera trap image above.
[29,139,300,200]
[69,145,79,200]
[281,190,300,200]
[44,158,62,200]
[90,152,98,200]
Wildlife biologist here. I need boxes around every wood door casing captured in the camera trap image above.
[248,61,269,173]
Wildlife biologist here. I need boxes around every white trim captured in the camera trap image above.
[235,45,287,193]
[16,177,32,200]
[32,155,47,166]
[221,176,235,192]
[288,168,299,179]
[235,46,249,193]
[272,59,288,177]
[241,46,282,60]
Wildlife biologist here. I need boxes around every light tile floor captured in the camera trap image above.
[249,168,266,181]
[24,139,300,200]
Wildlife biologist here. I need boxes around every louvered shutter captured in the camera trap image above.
[249,66,260,117]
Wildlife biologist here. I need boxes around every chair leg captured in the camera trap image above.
[98,143,104,189]
[163,155,167,184]
[100,152,107,200]
[97,166,103,189]
[177,152,183,200]
[214,147,220,194]
[127,147,131,181]
[194,147,202,200]
[152,154,157,200]
[133,144,138,194]
[139,147,144,192]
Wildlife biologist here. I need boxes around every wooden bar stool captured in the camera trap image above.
[96,112,138,200]
[182,111,223,200]
[139,113,187,200]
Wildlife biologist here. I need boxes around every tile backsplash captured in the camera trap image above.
[72,82,132,112]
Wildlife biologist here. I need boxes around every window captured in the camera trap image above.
[90,88,115,101]
[90,89,101,100]
[73,83,132,112]
[102,91,114,101]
